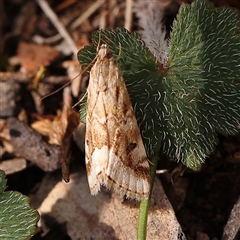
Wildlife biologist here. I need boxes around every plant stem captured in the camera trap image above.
[137,155,159,240]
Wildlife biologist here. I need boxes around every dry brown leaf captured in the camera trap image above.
[32,87,79,180]
[31,118,56,143]
[31,111,67,146]
[36,167,185,239]
[0,119,13,155]
[0,158,27,175]
[31,87,79,145]
[17,42,60,75]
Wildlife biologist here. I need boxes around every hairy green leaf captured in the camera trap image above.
[0,170,39,240]
[164,0,240,168]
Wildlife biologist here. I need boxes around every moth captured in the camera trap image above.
[85,44,150,200]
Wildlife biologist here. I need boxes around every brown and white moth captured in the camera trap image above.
[85,44,150,200]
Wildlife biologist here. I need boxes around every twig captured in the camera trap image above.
[33,0,105,46]
[124,0,133,31]
[36,0,78,55]
[32,33,62,45]
[108,0,117,28]
[71,0,106,29]
[222,196,240,240]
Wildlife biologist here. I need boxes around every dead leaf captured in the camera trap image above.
[0,119,14,155]
[0,158,27,175]
[17,42,60,75]
[31,87,79,181]
[36,167,185,239]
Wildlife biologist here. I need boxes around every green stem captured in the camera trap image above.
[137,155,159,240]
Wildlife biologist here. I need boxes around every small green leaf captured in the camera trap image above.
[0,170,39,240]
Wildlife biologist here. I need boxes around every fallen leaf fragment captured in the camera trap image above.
[17,42,60,75]
[36,167,186,239]
[31,87,79,181]
[0,158,27,175]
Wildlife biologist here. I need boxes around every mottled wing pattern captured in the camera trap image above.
[85,44,150,200]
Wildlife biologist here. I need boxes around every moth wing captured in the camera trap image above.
[85,44,150,200]
[85,54,109,195]
[106,125,150,200]
[104,69,150,200]
[85,118,109,195]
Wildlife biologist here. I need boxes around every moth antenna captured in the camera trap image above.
[96,30,103,52]
[41,47,99,102]
[116,42,122,62]
[72,39,104,109]
[40,73,81,101]
[72,91,88,109]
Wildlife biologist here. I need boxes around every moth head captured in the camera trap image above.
[98,44,113,60]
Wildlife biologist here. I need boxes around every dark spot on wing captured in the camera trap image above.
[126,142,137,155]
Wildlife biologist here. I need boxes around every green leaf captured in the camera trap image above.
[77,0,240,170]
[0,170,39,240]
[164,0,240,168]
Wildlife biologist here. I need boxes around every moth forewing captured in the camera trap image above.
[85,44,150,200]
